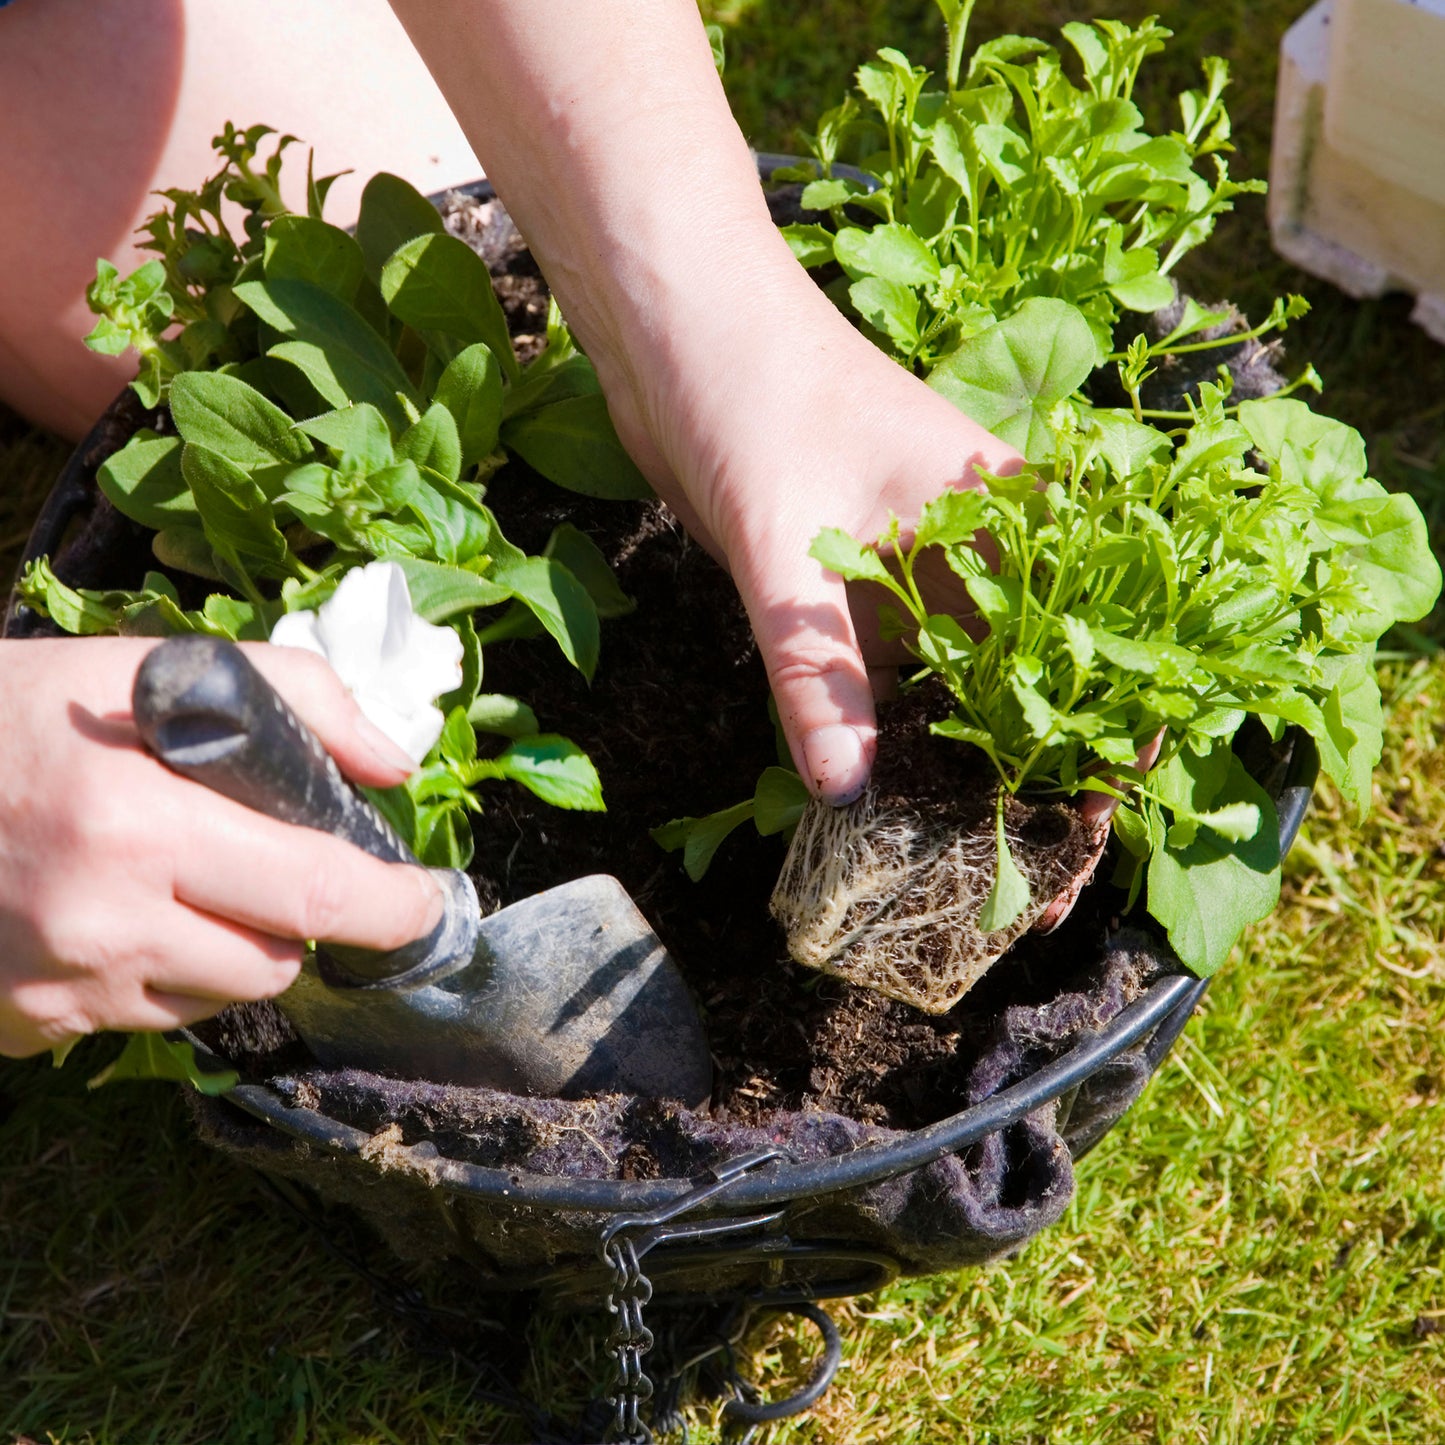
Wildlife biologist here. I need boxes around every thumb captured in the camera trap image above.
[734,529,877,806]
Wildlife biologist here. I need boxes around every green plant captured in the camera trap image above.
[22,125,642,868]
[809,298,1441,974]
[779,2,1261,367]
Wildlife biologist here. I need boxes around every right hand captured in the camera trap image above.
[0,638,444,1059]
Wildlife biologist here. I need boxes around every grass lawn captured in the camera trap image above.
[3,2,1444,1440]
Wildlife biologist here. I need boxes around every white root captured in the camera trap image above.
[770,786,1089,1014]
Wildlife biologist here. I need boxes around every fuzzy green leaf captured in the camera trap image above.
[544,523,634,619]
[354,172,445,284]
[96,433,195,532]
[235,278,421,431]
[380,233,518,382]
[263,215,366,303]
[500,394,653,500]
[89,1033,237,1095]
[432,343,503,468]
[180,444,291,572]
[467,694,541,738]
[485,550,601,680]
[979,809,1031,932]
[397,404,463,484]
[393,557,510,621]
[295,403,395,468]
[169,372,313,469]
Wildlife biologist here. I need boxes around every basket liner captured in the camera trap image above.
[190,930,1175,1280]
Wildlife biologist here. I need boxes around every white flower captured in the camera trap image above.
[270,561,463,763]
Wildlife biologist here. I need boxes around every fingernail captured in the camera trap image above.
[802,725,871,806]
[355,715,417,774]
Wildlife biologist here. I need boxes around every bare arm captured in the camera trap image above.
[388,0,1022,802]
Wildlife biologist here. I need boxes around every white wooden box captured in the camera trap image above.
[1270,0,1445,342]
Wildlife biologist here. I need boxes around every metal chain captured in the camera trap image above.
[602,1236,657,1443]
[595,1148,789,1443]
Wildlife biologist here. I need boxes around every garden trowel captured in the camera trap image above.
[132,636,712,1107]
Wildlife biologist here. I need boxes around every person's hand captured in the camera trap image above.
[0,638,443,1059]
[383,0,1023,804]
[591,258,1023,803]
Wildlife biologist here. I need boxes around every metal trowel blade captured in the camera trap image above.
[281,874,713,1107]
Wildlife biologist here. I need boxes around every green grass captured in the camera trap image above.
[4,2,1445,1440]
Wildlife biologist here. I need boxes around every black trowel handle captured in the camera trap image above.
[133,634,478,989]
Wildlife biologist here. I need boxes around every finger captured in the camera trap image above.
[240,643,417,787]
[170,793,444,951]
[733,522,877,806]
[136,904,304,1003]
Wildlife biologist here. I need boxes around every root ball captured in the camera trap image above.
[770,784,1098,1014]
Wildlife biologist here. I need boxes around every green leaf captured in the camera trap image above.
[152,526,223,581]
[544,523,634,618]
[848,277,921,352]
[1146,757,1281,975]
[810,529,893,585]
[180,444,291,572]
[263,214,366,303]
[651,801,756,881]
[354,172,445,284]
[928,299,1098,461]
[1089,626,1197,683]
[754,767,810,835]
[1238,398,1367,493]
[914,488,988,548]
[234,278,421,432]
[501,394,653,500]
[96,433,195,532]
[834,223,941,285]
[295,403,395,468]
[202,594,273,641]
[917,614,977,670]
[393,557,511,622]
[782,223,835,268]
[432,343,503,468]
[89,1033,237,1095]
[1315,489,1441,639]
[467,694,541,738]
[979,804,1031,932]
[440,705,477,765]
[168,372,313,468]
[486,735,604,811]
[1316,652,1383,815]
[500,352,600,422]
[380,233,518,382]
[485,549,601,680]
[397,403,463,483]
[16,559,121,635]
[964,573,1023,629]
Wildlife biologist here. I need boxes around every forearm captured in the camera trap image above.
[385,0,806,401]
